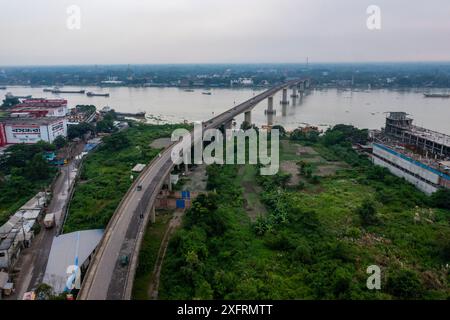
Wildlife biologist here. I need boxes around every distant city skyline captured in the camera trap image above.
[1,0,449,66]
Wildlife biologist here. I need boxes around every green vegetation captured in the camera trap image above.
[133,211,172,300]
[67,122,95,140]
[158,124,450,300]
[0,142,57,224]
[63,123,190,233]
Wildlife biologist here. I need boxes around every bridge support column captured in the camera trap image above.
[244,110,251,125]
[282,104,287,117]
[184,163,189,174]
[281,88,289,106]
[291,87,299,98]
[265,96,275,115]
[298,81,305,98]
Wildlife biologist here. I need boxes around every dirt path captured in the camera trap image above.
[147,209,185,299]
[238,166,267,221]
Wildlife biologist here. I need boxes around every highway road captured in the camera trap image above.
[78,79,304,300]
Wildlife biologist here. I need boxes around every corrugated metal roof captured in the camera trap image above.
[43,229,103,294]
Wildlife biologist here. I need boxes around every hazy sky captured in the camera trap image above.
[1,0,449,65]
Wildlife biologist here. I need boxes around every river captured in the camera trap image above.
[4,86,450,134]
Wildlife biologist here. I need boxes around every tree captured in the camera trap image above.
[430,188,450,210]
[25,153,52,181]
[272,125,286,137]
[357,199,379,227]
[96,119,116,133]
[67,122,94,140]
[102,133,130,151]
[53,135,67,149]
[386,269,423,299]
[1,96,20,108]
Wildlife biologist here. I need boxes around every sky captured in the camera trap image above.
[0,0,449,65]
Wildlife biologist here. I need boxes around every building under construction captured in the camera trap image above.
[371,112,450,195]
[384,112,450,158]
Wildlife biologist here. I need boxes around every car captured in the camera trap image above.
[136,185,142,191]
[119,255,129,267]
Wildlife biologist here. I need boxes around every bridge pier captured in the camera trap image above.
[244,110,252,125]
[265,96,275,115]
[291,86,299,98]
[298,81,305,98]
[281,88,289,106]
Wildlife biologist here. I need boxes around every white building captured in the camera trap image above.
[372,143,450,195]
[1,117,67,145]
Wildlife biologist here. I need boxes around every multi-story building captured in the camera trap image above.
[384,112,450,157]
[0,117,67,146]
[371,112,450,194]
[10,98,68,118]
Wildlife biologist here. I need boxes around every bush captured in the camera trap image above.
[357,199,379,227]
[291,242,313,264]
[430,188,450,210]
[386,269,423,299]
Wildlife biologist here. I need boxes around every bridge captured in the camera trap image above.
[77,79,310,300]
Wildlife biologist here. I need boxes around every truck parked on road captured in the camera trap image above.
[43,213,55,229]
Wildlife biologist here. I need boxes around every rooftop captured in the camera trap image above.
[43,229,104,294]
[0,116,66,125]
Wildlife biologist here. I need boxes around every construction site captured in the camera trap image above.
[371,112,450,194]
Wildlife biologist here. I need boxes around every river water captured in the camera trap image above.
[4,86,450,134]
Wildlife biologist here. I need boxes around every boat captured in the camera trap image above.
[0,86,6,90]
[184,89,194,92]
[52,88,85,94]
[116,111,146,118]
[424,93,450,98]
[44,86,60,92]
[202,92,212,95]
[87,92,110,97]
[5,92,32,99]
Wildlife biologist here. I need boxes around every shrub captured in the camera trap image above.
[386,269,423,299]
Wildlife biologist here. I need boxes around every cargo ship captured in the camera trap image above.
[52,89,85,94]
[424,93,450,98]
[0,86,6,90]
[100,106,145,118]
[87,92,110,97]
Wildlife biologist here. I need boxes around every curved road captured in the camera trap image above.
[78,79,305,300]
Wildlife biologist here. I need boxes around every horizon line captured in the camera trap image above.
[2,60,450,68]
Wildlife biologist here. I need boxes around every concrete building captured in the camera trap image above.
[372,143,450,195]
[384,112,450,157]
[0,192,48,271]
[371,113,450,194]
[0,117,67,146]
[11,99,68,118]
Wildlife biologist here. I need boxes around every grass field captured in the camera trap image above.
[63,123,190,233]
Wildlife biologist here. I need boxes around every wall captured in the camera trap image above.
[372,144,444,195]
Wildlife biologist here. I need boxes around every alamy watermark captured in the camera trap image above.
[170,123,280,175]
[366,5,381,30]
[366,265,381,290]
[66,5,81,30]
